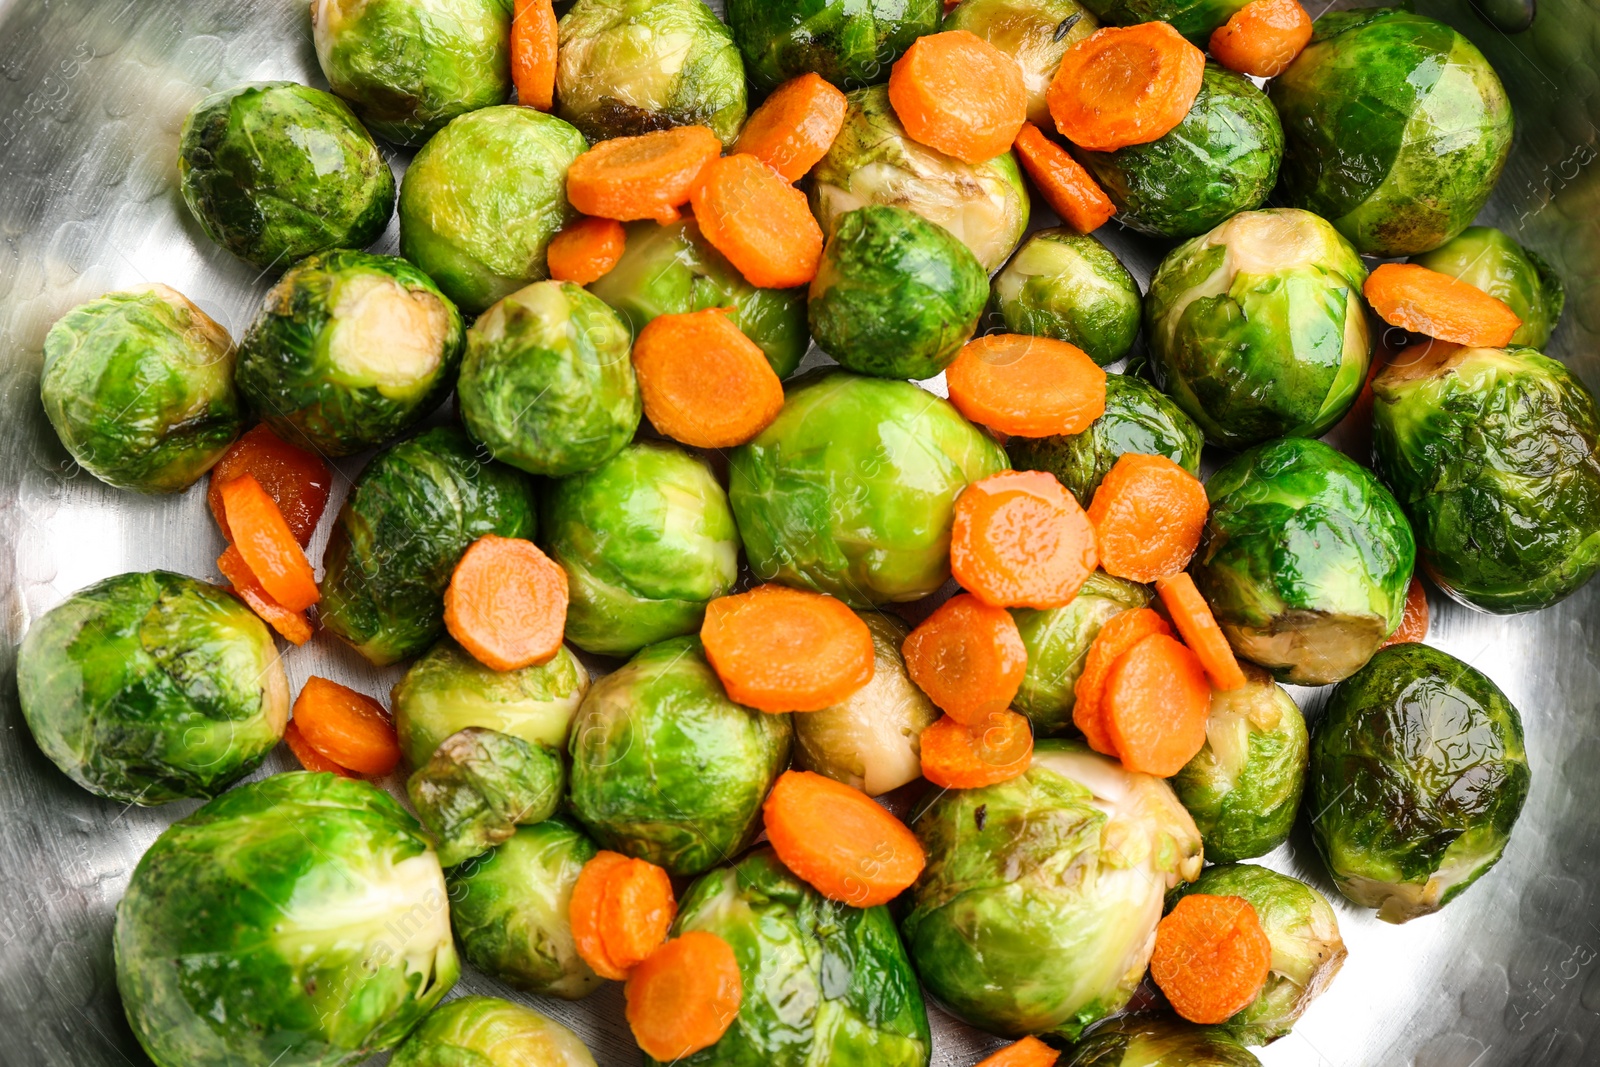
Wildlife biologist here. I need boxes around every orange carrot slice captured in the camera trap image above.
[566,126,723,224]
[1209,0,1313,78]
[733,73,848,182]
[701,584,874,712]
[218,545,312,646]
[1102,631,1212,776]
[1363,262,1522,348]
[1013,122,1117,234]
[292,676,401,777]
[951,470,1099,609]
[1048,22,1206,152]
[571,851,633,981]
[219,473,319,612]
[902,593,1028,726]
[1151,894,1273,1024]
[598,857,678,972]
[547,215,627,285]
[1086,453,1209,583]
[511,0,558,110]
[690,153,824,289]
[888,30,1028,164]
[208,423,331,546]
[919,711,1034,789]
[1073,607,1172,756]
[763,770,926,907]
[625,932,742,1060]
[976,1036,1062,1067]
[1155,572,1247,691]
[945,334,1107,438]
[631,308,785,449]
[1382,576,1430,647]
[443,535,568,672]
[283,720,355,777]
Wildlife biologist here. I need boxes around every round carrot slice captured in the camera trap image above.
[945,333,1107,438]
[690,153,824,289]
[1363,262,1523,348]
[1383,576,1430,647]
[1086,453,1209,582]
[1151,894,1273,1025]
[219,472,320,612]
[631,308,785,449]
[547,215,626,285]
[1209,0,1313,78]
[951,470,1099,609]
[566,126,723,224]
[571,851,632,981]
[700,584,874,712]
[1102,632,1212,777]
[443,535,569,672]
[733,72,848,183]
[1155,572,1247,691]
[208,423,332,546]
[888,30,1027,164]
[1048,22,1206,152]
[763,770,926,907]
[975,1036,1062,1067]
[283,719,354,777]
[599,857,678,972]
[292,676,401,777]
[902,593,1028,726]
[625,931,743,1061]
[1072,607,1172,757]
[511,0,557,110]
[919,711,1034,789]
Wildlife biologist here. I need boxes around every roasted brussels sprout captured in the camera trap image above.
[542,440,738,657]
[1076,0,1250,39]
[809,204,989,379]
[1010,572,1150,734]
[903,740,1203,1039]
[1373,344,1600,613]
[943,0,1099,126]
[1061,1014,1262,1066]
[1412,228,1565,349]
[391,996,596,1067]
[1311,643,1531,922]
[319,426,539,666]
[458,280,639,477]
[992,229,1140,366]
[728,0,941,91]
[407,727,566,867]
[40,286,242,493]
[662,847,932,1066]
[568,637,792,876]
[557,0,748,144]
[1144,208,1371,448]
[812,85,1030,272]
[1271,8,1514,257]
[18,571,287,806]
[1192,437,1414,686]
[398,105,587,314]
[729,370,1010,605]
[588,216,808,378]
[178,82,395,270]
[234,250,464,457]
[115,773,458,1067]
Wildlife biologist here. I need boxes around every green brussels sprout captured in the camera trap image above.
[1144,208,1372,448]
[390,996,596,1067]
[943,0,1100,126]
[1192,437,1414,686]
[1168,864,1346,1045]
[542,440,738,657]
[407,727,566,867]
[903,740,1203,1039]
[1311,643,1531,923]
[40,286,242,493]
[1075,0,1250,40]
[1009,373,1202,508]
[808,205,989,379]
[1171,666,1307,863]
[399,105,588,314]
[311,0,511,146]
[1062,1015,1262,1066]
[812,85,1031,273]
[18,571,287,806]
[728,0,941,91]
[178,82,395,270]
[1372,344,1600,613]
[1009,572,1151,734]
[115,773,458,1067]
[234,250,464,457]
[729,370,1010,605]
[556,0,748,144]
[792,611,941,796]
[1270,8,1514,257]
[588,216,808,378]
[568,637,792,876]
[1412,228,1565,349]
[319,426,539,666]
[992,229,1140,366]
[661,847,932,1066]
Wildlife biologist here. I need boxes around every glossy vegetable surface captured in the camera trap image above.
[1412,227,1565,349]
[390,996,597,1066]
[944,0,1100,126]
[1077,0,1252,39]
[406,727,565,867]
[1060,1014,1262,1065]
[992,229,1140,367]
[1009,572,1151,734]
[728,0,941,91]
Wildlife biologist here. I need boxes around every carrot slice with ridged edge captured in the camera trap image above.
[976,1036,1062,1067]
[632,308,785,449]
[511,0,558,110]
[734,72,847,182]
[946,334,1107,438]
[691,153,824,289]
[1152,894,1273,1024]
[951,470,1099,609]
[625,931,743,1060]
[1363,262,1523,347]
[1382,576,1431,647]
[284,720,355,777]
[1048,22,1205,152]
[1102,631,1212,776]
[903,593,1028,726]
[219,472,319,612]
[292,676,401,777]
[701,584,874,712]
[218,545,312,646]
[571,851,633,981]
[1013,122,1116,234]
[1073,607,1171,756]
[1156,572,1247,691]
[566,126,723,224]
[547,215,626,285]
[888,30,1027,164]
[1086,453,1209,582]
[763,770,926,907]
[919,711,1034,789]
[443,535,568,671]
[208,423,331,546]
[1209,0,1313,78]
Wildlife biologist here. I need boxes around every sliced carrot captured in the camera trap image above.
[919,711,1034,789]
[219,473,320,612]
[701,584,874,712]
[571,851,633,981]
[547,215,627,285]
[1073,607,1172,756]
[631,308,784,449]
[1013,122,1116,234]
[1209,0,1313,78]
[218,545,312,646]
[625,931,742,1061]
[902,593,1028,726]
[1102,632,1212,776]
[945,333,1108,438]
[1048,22,1206,152]
[598,857,678,972]
[690,153,824,289]
[1086,453,1209,583]
[1155,572,1247,691]
[951,470,1099,609]
[733,72,848,182]
[1151,894,1273,1025]
[1382,576,1431,647]
[292,676,401,777]
[511,0,558,110]
[1363,262,1522,348]
[888,30,1028,164]
[763,770,926,907]
[566,126,723,224]
[976,1036,1061,1067]
[283,720,355,777]
[208,423,331,546]
[443,535,568,672]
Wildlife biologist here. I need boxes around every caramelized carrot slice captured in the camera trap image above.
[763,770,926,907]
[945,333,1108,438]
[734,73,848,182]
[1102,632,1212,777]
[1382,576,1431,647]
[1209,0,1313,78]
[1048,22,1206,152]
[443,535,568,672]
[566,126,723,224]
[1073,607,1171,756]
[1363,262,1523,348]
[1155,572,1247,691]
[888,30,1028,164]
[631,308,785,449]
[219,473,319,612]
[951,470,1099,609]
[218,545,312,646]
[976,1036,1062,1067]
[1086,453,1209,583]
[292,676,401,777]
[1151,894,1273,1024]
[571,851,633,981]
[690,153,824,289]
[701,584,874,712]
[902,593,1028,726]
[208,423,332,546]
[511,0,558,110]
[598,857,678,972]
[919,711,1034,789]
[1013,122,1117,234]
[548,215,627,285]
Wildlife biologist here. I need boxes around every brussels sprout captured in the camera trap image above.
[729,370,1010,605]
[234,250,463,457]
[399,105,588,314]
[390,996,596,1067]
[793,611,941,795]
[809,205,989,379]
[568,637,792,876]
[943,0,1099,126]
[1144,208,1371,448]
[1311,643,1531,922]
[542,441,738,657]
[114,773,458,1067]
[407,728,565,867]
[1009,373,1202,508]
[1373,344,1600,613]
[319,426,539,666]
[1075,0,1250,40]
[311,0,510,146]
[40,286,242,493]
[1171,666,1307,864]
[1009,572,1151,734]
[1062,1015,1261,1066]
[588,217,808,378]
[812,85,1031,272]
[457,280,639,477]
[178,82,395,270]
[18,571,287,806]
[1270,8,1513,257]
[661,847,932,1066]
[992,229,1140,366]
[728,0,941,91]
[1412,228,1565,349]
[556,0,747,144]
[903,740,1203,1039]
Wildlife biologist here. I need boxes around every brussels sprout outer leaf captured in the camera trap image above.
[728,0,942,91]
[390,995,597,1066]
[992,229,1141,367]
[407,727,566,867]
[1009,572,1151,734]
[1061,1013,1262,1066]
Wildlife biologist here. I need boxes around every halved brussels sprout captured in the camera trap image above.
[728,0,941,91]
[542,440,738,657]
[1061,1015,1261,1066]
[1412,227,1565,349]
[943,0,1099,126]
[1192,437,1414,686]
[812,85,1031,272]
[18,571,287,806]
[568,637,792,876]
[557,0,747,144]
[178,82,395,270]
[1010,572,1151,734]
[390,996,596,1067]
[1145,208,1371,448]
[903,740,1203,1039]
[992,229,1140,366]
[235,250,464,457]
[115,773,458,1067]
[458,280,639,477]
[407,727,566,867]
[1311,643,1531,923]
[1076,0,1251,40]
[40,285,242,493]
[1271,8,1513,257]
[729,370,1010,606]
